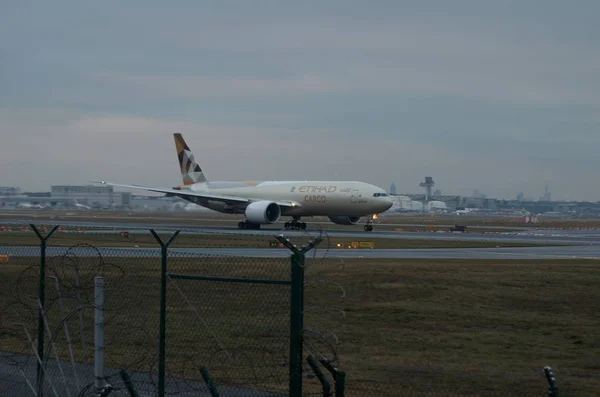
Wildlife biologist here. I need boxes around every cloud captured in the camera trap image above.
[5,1,600,108]
[2,1,600,201]
[96,72,336,99]
[0,109,455,190]
[92,18,600,107]
[2,107,599,201]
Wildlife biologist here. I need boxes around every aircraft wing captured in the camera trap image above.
[91,181,301,208]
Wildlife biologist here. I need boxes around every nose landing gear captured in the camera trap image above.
[364,215,376,232]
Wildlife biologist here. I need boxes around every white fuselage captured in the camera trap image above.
[181,180,393,217]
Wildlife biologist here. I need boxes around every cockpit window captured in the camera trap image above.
[373,193,389,197]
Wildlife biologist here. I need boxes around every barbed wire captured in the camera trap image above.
[2,241,161,397]
[1,223,586,396]
[2,225,349,396]
[294,225,347,371]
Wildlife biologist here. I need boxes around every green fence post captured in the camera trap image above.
[200,367,221,397]
[150,229,180,397]
[119,369,140,397]
[276,233,323,397]
[306,355,331,397]
[290,250,304,397]
[30,224,59,396]
[335,370,346,397]
[319,359,346,397]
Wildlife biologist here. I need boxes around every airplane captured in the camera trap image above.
[454,208,478,215]
[16,202,47,209]
[71,199,92,210]
[92,133,393,231]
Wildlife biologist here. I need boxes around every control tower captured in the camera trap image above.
[419,176,435,202]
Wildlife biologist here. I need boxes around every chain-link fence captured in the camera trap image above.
[0,225,341,397]
[1,223,596,396]
[0,226,165,396]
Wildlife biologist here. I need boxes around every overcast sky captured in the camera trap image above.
[2,1,599,201]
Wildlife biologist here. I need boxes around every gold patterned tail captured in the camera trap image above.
[173,133,208,185]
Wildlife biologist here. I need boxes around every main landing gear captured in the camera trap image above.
[364,216,374,232]
[284,217,307,230]
[238,220,260,230]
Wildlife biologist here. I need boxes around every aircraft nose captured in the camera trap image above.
[381,196,394,211]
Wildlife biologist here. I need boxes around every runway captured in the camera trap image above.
[2,219,600,246]
[0,211,540,230]
[2,244,600,260]
[2,218,600,259]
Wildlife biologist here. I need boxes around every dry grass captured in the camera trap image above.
[2,249,600,396]
[318,258,600,396]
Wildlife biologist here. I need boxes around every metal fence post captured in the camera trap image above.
[30,224,59,396]
[150,229,180,397]
[290,251,304,397]
[200,367,221,397]
[320,359,346,397]
[119,369,140,397]
[94,276,105,393]
[543,366,558,397]
[306,355,331,396]
[276,233,323,397]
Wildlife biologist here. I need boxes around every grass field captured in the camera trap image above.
[0,229,563,250]
[1,250,599,396]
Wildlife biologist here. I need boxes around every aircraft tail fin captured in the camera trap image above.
[173,133,208,185]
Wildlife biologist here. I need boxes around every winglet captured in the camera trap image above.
[174,133,208,185]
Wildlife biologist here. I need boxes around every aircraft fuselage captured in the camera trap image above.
[181,180,392,217]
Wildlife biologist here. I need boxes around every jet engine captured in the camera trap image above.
[245,201,281,224]
[327,216,361,225]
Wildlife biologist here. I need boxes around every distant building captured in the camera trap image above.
[0,186,21,196]
[50,185,131,208]
[419,177,435,200]
[51,185,114,195]
[540,185,551,201]
[401,194,461,211]
[458,195,497,209]
[389,182,397,195]
[23,192,51,198]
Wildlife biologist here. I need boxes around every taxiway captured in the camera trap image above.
[2,244,600,260]
[2,217,600,260]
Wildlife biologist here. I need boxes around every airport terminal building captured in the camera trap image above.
[0,185,133,210]
[0,185,189,212]
[2,183,599,216]
[50,185,131,209]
